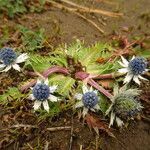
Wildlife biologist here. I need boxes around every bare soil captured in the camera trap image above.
[0,0,150,150]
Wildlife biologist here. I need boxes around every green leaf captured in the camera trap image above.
[37,102,61,120]
[0,0,27,18]
[18,26,46,52]
[0,0,45,18]
[49,51,68,67]
[98,94,109,114]
[49,74,75,97]
[53,40,118,75]
[0,87,25,104]
[25,54,52,72]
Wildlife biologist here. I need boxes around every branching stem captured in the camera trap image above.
[20,66,113,99]
[75,71,113,99]
[20,66,69,92]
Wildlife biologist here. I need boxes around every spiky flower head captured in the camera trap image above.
[29,79,60,112]
[128,57,147,75]
[32,83,50,101]
[82,92,98,108]
[113,96,142,119]
[74,84,100,117]
[118,56,148,85]
[106,85,142,127]
[0,47,28,72]
[0,48,17,65]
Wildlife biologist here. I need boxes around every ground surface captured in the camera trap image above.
[0,0,150,150]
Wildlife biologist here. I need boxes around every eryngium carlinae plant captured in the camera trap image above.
[118,56,148,85]
[106,85,143,128]
[29,78,61,112]
[0,47,28,72]
[74,84,100,117]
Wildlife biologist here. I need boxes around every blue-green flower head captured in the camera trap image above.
[0,47,28,72]
[118,56,148,85]
[82,92,98,108]
[0,48,17,65]
[33,83,50,101]
[128,57,147,75]
[74,84,100,117]
[29,79,60,112]
[114,98,142,119]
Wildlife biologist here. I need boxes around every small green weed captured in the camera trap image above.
[0,87,26,105]
[0,0,27,18]
[19,26,47,52]
[0,0,46,18]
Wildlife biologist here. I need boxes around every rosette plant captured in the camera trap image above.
[18,41,146,128]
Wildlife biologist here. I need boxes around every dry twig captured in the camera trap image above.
[69,114,74,150]
[47,126,71,131]
[46,0,123,34]
[93,0,118,5]
[1,124,71,132]
[47,1,104,33]
[72,11,104,34]
[58,0,122,17]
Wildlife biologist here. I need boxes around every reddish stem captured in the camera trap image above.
[23,71,37,77]
[20,67,113,99]
[20,79,37,92]
[93,73,113,79]
[42,66,69,77]
[75,72,113,99]
[88,79,113,99]
[20,66,69,92]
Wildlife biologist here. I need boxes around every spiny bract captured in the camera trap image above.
[114,98,142,119]
[128,57,147,75]
[82,92,98,108]
[33,83,50,101]
[0,48,17,65]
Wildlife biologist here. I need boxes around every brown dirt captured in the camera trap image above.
[0,0,150,150]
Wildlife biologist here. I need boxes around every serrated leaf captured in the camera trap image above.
[0,87,25,104]
[99,94,109,113]
[49,74,75,97]
[25,54,52,72]
[49,52,68,67]
[18,26,46,52]
[53,40,118,75]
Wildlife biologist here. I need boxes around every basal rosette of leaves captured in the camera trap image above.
[24,40,120,98]
[52,40,119,74]
[0,40,149,124]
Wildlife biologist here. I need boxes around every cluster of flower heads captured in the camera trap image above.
[0,47,149,128]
